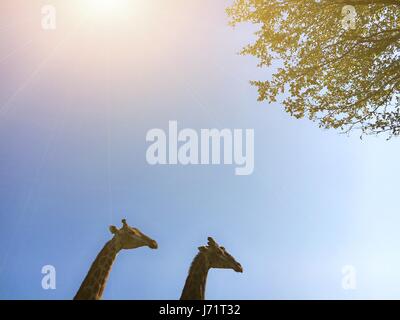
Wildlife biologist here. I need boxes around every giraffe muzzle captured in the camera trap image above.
[234,264,243,273]
[148,240,158,249]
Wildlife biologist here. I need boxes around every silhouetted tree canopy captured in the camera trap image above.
[228,0,400,137]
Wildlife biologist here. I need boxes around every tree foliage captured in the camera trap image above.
[228,0,400,137]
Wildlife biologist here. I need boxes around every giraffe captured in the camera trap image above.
[180,237,243,300]
[74,219,158,300]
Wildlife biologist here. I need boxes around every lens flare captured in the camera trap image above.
[82,0,131,18]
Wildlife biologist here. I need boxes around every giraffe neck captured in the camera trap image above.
[180,252,210,300]
[74,238,121,300]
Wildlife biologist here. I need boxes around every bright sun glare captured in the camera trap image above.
[83,0,132,18]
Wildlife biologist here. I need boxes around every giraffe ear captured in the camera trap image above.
[109,225,118,234]
[198,246,208,252]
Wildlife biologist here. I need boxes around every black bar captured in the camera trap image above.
[0,300,395,318]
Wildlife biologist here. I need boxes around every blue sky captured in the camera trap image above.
[1,0,400,300]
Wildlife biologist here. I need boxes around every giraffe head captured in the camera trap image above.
[109,219,158,250]
[198,237,243,273]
